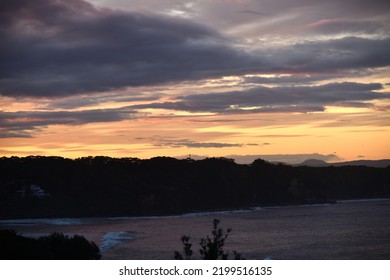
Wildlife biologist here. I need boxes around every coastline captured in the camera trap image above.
[1,197,389,224]
[1,198,390,259]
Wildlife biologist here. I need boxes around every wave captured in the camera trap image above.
[104,199,390,220]
[337,198,390,204]
[100,231,136,253]
[104,207,265,221]
[180,207,264,218]
[2,199,389,226]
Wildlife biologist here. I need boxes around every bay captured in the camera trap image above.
[1,199,389,259]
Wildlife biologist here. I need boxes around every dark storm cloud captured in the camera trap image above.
[0,0,260,97]
[132,82,389,114]
[1,0,390,98]
[267,37,390,72]
[3,81,386,138]
[0,107,136,137]
[44,93,160,109]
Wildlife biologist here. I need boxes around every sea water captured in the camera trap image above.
[1,199,389,259]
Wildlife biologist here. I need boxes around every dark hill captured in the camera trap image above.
[297,159,328,167]
[295,159,390,168]
[331,159,390,168]
[0,156,389,219]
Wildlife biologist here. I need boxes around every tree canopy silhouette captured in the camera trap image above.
[0,229,101,260]
[175,219,243,260]
[0,156,389,218]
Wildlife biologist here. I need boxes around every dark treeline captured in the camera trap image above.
[0,156,389,219]
[0,229,101,259]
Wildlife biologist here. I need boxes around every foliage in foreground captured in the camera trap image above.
[174,219,243,260]
[0,229,101,260]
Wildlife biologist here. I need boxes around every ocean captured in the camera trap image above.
[1,199,389,259]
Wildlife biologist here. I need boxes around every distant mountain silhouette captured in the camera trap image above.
[296,159,390,168]
[331,160,390,168]
[297,159,328,167]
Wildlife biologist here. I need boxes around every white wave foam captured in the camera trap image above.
[45,218,84,225]
[337,198,390,204]
[180,207,264,218]
[100,231,135,253]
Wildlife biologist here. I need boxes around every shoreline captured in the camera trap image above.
[1,198,389,259]
[1,197,389,225]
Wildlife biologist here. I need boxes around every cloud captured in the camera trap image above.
[132,82,389,114]
[243,75,330,85]
[43,92,161,109]
[158,0,390,43]
[0,107,136,137]
[307,18,388,35]
[240,10,270,17]
[156,140,242,149]
[0,0,261,98]
[267,37,390,72]
[242,72,369,85]
[0,131,33,138]
[1,1,389,98]
[117,0,389,36]
[2,81,387,138]
[136,137,244,149]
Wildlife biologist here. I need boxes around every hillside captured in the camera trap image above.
[0,156,389,219]
[296,159,390,168]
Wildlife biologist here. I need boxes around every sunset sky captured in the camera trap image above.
[1,0,389,163]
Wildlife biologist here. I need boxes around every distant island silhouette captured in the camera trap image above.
[0,156,389,219]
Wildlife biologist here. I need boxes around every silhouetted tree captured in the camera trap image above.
[39,232,101,260]
[174,235,193,260]
[174,219,244,260]
[0,230,101,260]
[199,219,231,260]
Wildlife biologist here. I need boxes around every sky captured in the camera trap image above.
[0,0,389,164]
